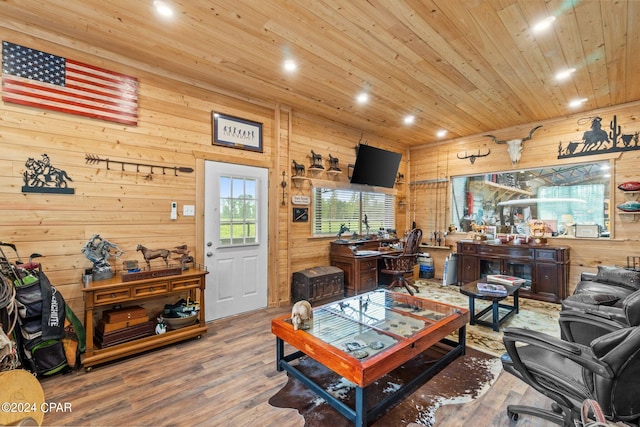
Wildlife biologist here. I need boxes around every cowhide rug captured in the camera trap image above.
[268,345,501,426]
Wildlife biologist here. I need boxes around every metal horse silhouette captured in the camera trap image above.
[558,115,640,159]
[22,153,74,194]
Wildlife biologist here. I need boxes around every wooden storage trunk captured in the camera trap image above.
[292,266,344,303]
[94,321,154,348]
[103,305,147,323]
[96,316,150,334]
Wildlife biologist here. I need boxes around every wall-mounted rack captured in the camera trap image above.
[85,154,193,176]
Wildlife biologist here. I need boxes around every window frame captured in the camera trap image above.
[311,182,396,238]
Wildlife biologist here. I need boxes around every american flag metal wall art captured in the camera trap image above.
[2,41,138,125]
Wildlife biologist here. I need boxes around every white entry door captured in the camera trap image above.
[204,161,268,321]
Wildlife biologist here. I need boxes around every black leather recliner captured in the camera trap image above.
[560,287,640,345]
[501,325,640,426]
[562,266,640,316]
[560,266,640,345]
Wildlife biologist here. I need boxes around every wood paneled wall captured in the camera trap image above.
[0,28,407,319]
[410,101,640,293]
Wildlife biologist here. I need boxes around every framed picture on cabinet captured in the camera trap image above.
[212,112,263,152]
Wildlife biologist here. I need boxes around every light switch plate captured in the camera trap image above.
[183,205,195,216]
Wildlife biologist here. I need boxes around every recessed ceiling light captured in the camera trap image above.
[568,98,588,108]
[356,92,369,104]
[283,59,297,73]
[403,115,415,125]
[532,16,556,33]
[436,130,447,138]
[153,0,174,18]
[555,68,576,81]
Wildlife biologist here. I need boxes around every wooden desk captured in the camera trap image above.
[271,289,469,427]
[81,267,208,369]
[329,239,399,296]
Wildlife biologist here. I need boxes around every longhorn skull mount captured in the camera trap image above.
[483,125,543,165]
[457,148,491,164]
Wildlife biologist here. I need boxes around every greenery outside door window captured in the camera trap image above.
[219,176,257,245]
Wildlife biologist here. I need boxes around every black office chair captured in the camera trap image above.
[501,325,640,426]
[381,228,422,296]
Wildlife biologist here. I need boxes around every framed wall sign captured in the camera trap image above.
[293,207,309,222]
[212,112,263,152]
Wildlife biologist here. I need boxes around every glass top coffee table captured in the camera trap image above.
[271,289,469,427]
[459,280,521,331]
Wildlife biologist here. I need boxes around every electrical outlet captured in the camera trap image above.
[170,201,178,220]
[183,205,195,216]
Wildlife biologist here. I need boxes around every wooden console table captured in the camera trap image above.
[81,267,208,369]
[456,241,569,303]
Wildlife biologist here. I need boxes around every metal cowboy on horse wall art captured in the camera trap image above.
[558,115,640,159]
[22,153,74,194]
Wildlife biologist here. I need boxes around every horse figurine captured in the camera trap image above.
[171,244,194,270]
[292,160,305,176]
[310,150,324,169]
[136,244,171,268]
[328,154,340,171]
[336,223,350,241]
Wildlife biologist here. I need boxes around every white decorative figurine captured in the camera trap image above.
[291,300,313,331]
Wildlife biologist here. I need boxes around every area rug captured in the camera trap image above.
[269,345,501,427]
[409,279,561,356]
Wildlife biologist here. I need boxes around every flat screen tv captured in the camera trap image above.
[350,144,402,188]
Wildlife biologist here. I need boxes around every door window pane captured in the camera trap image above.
[219,175,259,246]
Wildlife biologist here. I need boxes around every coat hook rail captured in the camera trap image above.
[85,154,194,176]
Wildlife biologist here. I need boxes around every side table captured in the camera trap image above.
[459,280,521,331]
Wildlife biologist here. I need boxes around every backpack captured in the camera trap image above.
[13,268,80,376]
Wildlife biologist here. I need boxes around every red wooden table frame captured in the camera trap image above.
[271,290,469,426]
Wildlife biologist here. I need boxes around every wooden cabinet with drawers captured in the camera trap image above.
[456,241,569,303]
[82,267,208,369]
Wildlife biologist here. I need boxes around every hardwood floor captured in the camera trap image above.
[39,305,556,426]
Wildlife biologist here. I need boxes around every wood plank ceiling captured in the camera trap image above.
[2,0,639,147]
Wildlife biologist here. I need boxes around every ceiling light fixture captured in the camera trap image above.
[436,130,447,138]
[283,59,297,73]
[555,67,576,81]
[568,98,588,108]
[356,92,369,104]
[153,0,174,18]
[532,16,556,33]
[403,115,415,125]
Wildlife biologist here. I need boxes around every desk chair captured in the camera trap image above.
[381,228,422,296]
[502,325,640,426]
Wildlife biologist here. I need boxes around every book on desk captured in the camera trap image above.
[476,282,508,296]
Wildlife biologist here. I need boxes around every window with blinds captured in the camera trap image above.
[312,186,395,237]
